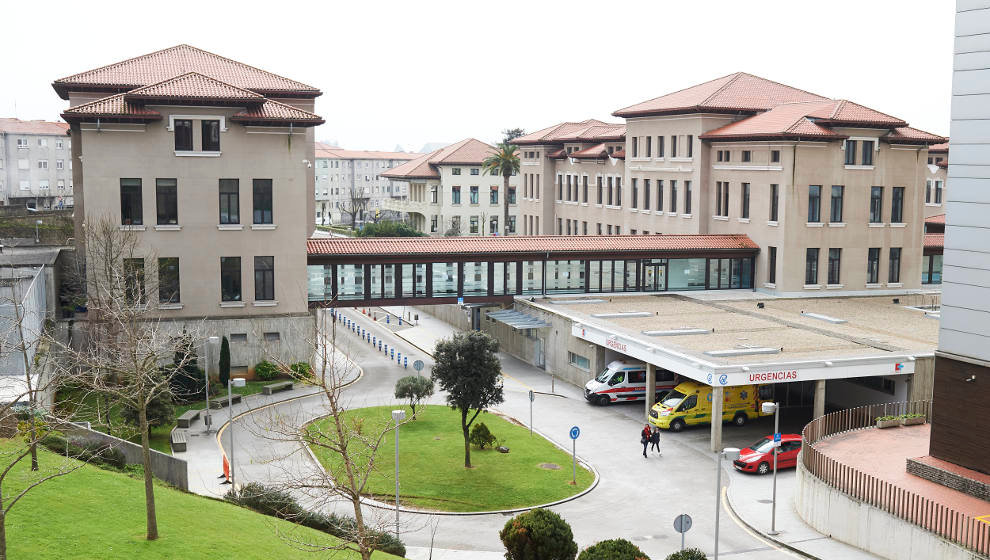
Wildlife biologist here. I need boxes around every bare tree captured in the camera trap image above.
[0,267,84,559]
[46,217,200,541]
[256,309,402,560]
[339,185,370,229]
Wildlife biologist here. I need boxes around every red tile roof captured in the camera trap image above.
[806,100,907,127]
[885,127,948,145]
[53,44,320,99]
[307,234,759,257]
[937,160,948,168]
[613,72,828,118]
[512,119,625,145]
[928,142,949,153]
[547,148,568,159]
[229,99,324,126]
[611,149,626,159]
[125,72,264,104]
[700,101,845,141]
[568,143,610,159]
[926,214,945,225]
[924,233,944,250]
[315,144,420,160]
[381,139,496,179]
[0,118,68,135]
[61,93,162,122]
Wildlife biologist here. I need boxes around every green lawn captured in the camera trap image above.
[3,441,400,559]
[59,380,272,454]
[308,405,594,512]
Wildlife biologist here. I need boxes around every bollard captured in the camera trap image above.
[399,317,403,326]
[404,357,408,369]
[386,315,390,324]
[391,348,395,359]
[378,341,382,351]
[373,336,377,346]
[384,344,388,354]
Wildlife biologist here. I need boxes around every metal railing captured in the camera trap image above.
[802,400,990,556]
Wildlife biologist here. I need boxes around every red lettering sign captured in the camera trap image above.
[748,370,798,383]
[606,339,628,352]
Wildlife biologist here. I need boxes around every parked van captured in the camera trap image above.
[584,360,679,406]
[648,381,774,432]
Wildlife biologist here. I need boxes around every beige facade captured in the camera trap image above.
[923,144,947,219]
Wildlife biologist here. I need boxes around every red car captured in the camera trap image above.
[733,434,802,474]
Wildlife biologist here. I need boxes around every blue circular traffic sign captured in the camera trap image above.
[569,426,580,440]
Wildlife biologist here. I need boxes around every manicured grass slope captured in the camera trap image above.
[309,405,594,512]
[4,442,398,559]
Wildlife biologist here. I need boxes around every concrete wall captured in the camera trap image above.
[795,461,981,560]
[59,421,188,491]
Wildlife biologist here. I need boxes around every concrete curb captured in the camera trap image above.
[723,483,821,560]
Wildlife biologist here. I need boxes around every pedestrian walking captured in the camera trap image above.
[650,426,661,455]
[641,424,651,458]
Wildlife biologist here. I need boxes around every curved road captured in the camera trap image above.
[221,309,800,559]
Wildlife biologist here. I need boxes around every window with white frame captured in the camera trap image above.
[56,159,64,170]
[17,138,28,149]
[38,138,47,147]
[39,180,49,189]
[37,160,48,169]
[56,139,64,149]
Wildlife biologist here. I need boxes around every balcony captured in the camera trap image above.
[382,197,432,216]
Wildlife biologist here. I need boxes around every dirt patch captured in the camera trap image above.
[539,463,561,470]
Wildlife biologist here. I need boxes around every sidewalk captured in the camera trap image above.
[405,547,504,560]
[380,306,460,356]
[725,469,883,559]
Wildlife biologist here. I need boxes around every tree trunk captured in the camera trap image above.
[503,172,511,236]
[0,493,7,560]
[138,406,159,540]
[29,417,38,472]
[462,409,472,468]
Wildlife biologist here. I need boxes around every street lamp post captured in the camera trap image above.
[228,377,246,493]
[390,409,406,538]
[762,401,781,535]
[34,220,42,244]
[714,447,740,560]
[203,336,220,434]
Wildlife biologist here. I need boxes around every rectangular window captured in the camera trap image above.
[844,140,857,165]
[830,185,844,223]
[867,248,880,284]
[430,215,438,232]
[252,179,273,224]
[159,257,180,304]
[452,168,461,175]
[643,179,651,209]
[631,178,638,209]
[742,150,751,162]
[470,168,479,175]
[768,246,777,284]
[721,182,728,217]
[597,176,603,204]
[657,136,664,158]
[862,141,874,166]
[771,150,780,163]
[508,216,516,233]
[470,186,479,204]
[37,160,48,169]
[490,186,498,205]
[221,257,242,302]
[670,180,678,213]
[582,176,588,203]
[174,119,193,151]
[219,179,239,224]
[431,186,439,204]
[557,176,563,201]
[508,187,516,204]
[685,180,692,214]
[645,136,652,158]
[889,248,902,283]
[925,180,932,203]
[670,136,678,158]
[870,186,883,223]
[828,248,842,285]
[808,185,821,223]
[891,187,905,223]
[615,177,621,206]
[254,256,275,300]
[935,180,943,204]
[717,150,723,162]
[452,186,461,204]
[470,216,479,234]
[202,120,221,151]
[770,184,779,221]
[120,178,143,225]
[657,179,664,211]
[607,177,614,205]
[156,178,178,225]
[741,182,750,218]
[631,137,638,158]
[687,135,693,158]
[723,150,731,162]
[805,248,820,285]
[716,182,723,216]
[490,216,498,234]
[56,160,64,170]
[124,258,145,305]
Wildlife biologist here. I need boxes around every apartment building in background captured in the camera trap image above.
[925,141,948,219]
[382,138,519,236]
[55,44,324,374]
[513,73,946,296]
[0,118,73,208]
[314,142,419,225]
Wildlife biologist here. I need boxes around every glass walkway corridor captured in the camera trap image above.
[307,234,759,307]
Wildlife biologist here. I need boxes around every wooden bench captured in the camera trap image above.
[171,429,187,453]
[209,393,242,409]
[176,409,201,429]
[262,381,294,395]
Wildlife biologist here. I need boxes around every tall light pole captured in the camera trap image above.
[762,401,781,535]
[203,336,220,434]
[228,376,246,493]
[714,446,740,560]
[391,409,406,538]
[35,219,42,244]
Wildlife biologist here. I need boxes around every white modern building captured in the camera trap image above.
[0,118,73,209]
[314,142,419,225]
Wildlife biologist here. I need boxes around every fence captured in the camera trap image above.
[802,400,990,556]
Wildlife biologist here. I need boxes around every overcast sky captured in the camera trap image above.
[5,0,954,152]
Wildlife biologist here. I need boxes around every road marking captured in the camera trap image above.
[721,486,810,559]
[501,370,535,391]
[977,514,990,525]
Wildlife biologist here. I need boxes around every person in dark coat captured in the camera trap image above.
[641,424,652,458]
[650,426,661,455]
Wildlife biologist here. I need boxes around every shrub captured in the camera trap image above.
[578,539,649,560]
[41,434,128,471]
[664,548,706,560]
[255,360,281,381]
[290,362,313,379]
[500,508,577,560]
[875,415,898,422]
[219,336,231,387]
[225,482,405,556]
[470,422,497,449]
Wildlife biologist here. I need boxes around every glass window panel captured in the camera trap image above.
[336,264,364,300]
[546,260,585,294]
[505,262,518,295]
[401,264,414,298]
[624,260,638,291]
[740,258,753,288]
[668,259,707,291]
[432,263,458,297]
[931,255,943,284]
[463,262,488,296]
[522,261,543,295]
[369,265,382,298]
[493,262,505,295]
[730,258,742,288]
[383,264,396,298]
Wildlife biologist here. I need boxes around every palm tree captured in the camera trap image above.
[482,143,521,236]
